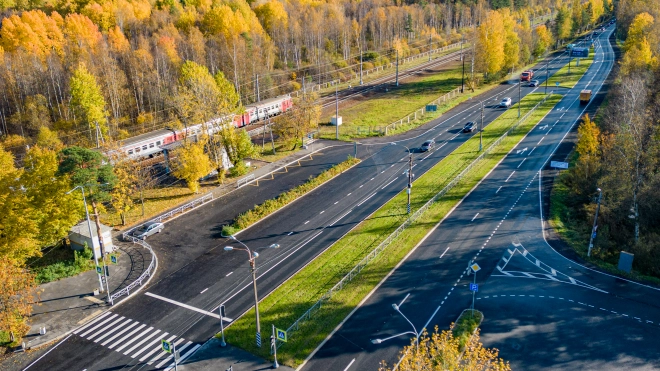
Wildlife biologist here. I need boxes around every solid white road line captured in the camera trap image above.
[22,334,73,371]
[226,271,233,276]
[440,246,450,259]
[356,192,377,207]
[505,171,515,182]
[471,213,479,222]
[496,186,503,194]
[106,323,145,348]
[330,210,352,227]
[343,358,356,371]
[537,136,544,145]
[528,146,536,155]
[517,159,526,168]
[304,220,310,224]
[381,178,397,189]
[145,292,232,321]
[200,288,209,294]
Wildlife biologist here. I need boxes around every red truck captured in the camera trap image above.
[521,70,534,81]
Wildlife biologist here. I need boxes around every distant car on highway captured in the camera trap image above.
[420,140,435,152]
[131,221,164,239]
[462,122,476,133]
[499,97,512,108]
[528,80,540,87]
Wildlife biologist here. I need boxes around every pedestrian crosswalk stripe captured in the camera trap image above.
[106,322,147,352]
[125,330,163,357]
[95,319,134,343]
[102,322,140,346]
[152,339,187,366]
[79,314,118,337]
[164,344,201,371]
[74,312,112,334]
[115,327,156,353]
[88,316,125,340]
[140,335,176,362]
[75,312,197,364]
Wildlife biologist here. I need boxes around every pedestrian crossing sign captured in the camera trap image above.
[96,266,102,274]
[162,339,172,353]
[110,254,117,264]
[276,328,287,342]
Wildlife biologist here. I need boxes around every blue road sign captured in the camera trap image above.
[161,339,172,353]
[469,283,478,292]
[96,266,102,274]
[556,82,560,87]
[592,232,597,239]
[276,328,287,342]
[110,254,117,264]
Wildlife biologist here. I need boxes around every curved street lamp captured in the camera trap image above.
[224,235,280,347]
[370,294,419,353]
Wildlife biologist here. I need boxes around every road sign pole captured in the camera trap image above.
[272,324,279,369]
[173,342,178,371]
[472,270,476,317]
[219,305,227,347]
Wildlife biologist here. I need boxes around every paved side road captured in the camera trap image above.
[177,338,294,371]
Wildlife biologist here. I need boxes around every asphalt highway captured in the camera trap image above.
[24,35,590,371]
[301,25,632,371]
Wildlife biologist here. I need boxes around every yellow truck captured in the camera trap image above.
[580,89,592,104]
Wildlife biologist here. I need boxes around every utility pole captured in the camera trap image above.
[480,101,484,152]
[460,35,465,93]
[335,83,339,140]
[518,81,521,118]
[428,34,432,62]
[407,153,412,214]
[395,49,399,87]
[250,257,261,344]
[545,60,549,94]
[256,74,260,102]
[359,49,364,85]
[587,188,603,257]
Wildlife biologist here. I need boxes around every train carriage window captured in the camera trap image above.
[142,145,147,150]
[149,143,155,148]
[128,150,133,155]
[135,147,141,152]
[156,141,161,146]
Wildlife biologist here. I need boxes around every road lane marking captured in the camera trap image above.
[334,201,339,204]
[440,246,450,258]
[200,288,208,294]
[496,186,503,194]
[287,231,293,235]
[121,328,161,354]
[505,171,515,182]
[79,314,119,337]
[382,178,397,189]
[304,220,310,224]
[347,193,352,196]
[107,323,146,348]
[145,292,232,322]
[22,334,73,371]
[343,358,356,371]
[537,136,545,145]
[164,344,201,371]
[517,159,526,168]
[320,210,324,214]
[73,311,113,334]
[528,146,536,155]
[471,213,479,221]
[357,192,377,207]
[226,272,233,276]
[330,210,352,226]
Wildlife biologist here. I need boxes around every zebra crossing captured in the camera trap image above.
[73,311,200,370]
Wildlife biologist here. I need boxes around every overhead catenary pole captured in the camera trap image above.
[587,188,603,257]
[480,101,484,151]
[395,49,399,87]
[545,60,549,94]
[335,83,339,140]
[68,186,104,293]
[256,74,260,102]
[518,80,521,118]
[359,49,364,85]
[407,152,412,214]
[460,35,466,93]
[250,256,261,341]
[428,34,432,62]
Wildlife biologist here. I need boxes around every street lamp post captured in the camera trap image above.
[371,294,419,354]
[479,101,484,152]
[67,185,105,294]
[335,83,339,140]
[545,60,549,94]
[518,80,521,118]
[391,143,413,213]
[587,188,603,257]
[460,35,465,93]
[224,237,280,347]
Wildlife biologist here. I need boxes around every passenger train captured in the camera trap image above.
[116,95,293,159]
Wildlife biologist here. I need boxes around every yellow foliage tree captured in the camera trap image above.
[380,327,510,371]
[476,10,505,77]
[254,0,288,34]
[171,140,212,193]
[0,260,37,343]
[621,37,658,75]
[502,9,520,73]
[624,12,654,53]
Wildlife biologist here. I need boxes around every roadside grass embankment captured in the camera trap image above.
[547,49,595,89]
[549,159,660,286]
[222,156,360,236]
[225,93,562,367]
[452,309,484,350]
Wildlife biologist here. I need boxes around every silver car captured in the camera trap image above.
[131,221,164,239]
[499,97,512,108]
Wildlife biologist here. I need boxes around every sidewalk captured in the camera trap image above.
[178,338,295,371]
[25,241,151,349]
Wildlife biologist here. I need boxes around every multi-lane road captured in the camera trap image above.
[25,30,605,371]
[302,24,660,371]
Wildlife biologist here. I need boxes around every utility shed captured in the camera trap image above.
[68,221,114,256]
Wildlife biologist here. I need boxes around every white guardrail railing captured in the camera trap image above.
[281,92,554,340]
[109,236,157,304]
[113,192,213,303]
[385,86,463,135]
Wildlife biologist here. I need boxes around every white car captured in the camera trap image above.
[131,221,164,239]
[499,97,512,108]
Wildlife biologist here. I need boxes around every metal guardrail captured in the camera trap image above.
[237,174,256,188]
[283,92,555,339]
[109,236,157,303]
[385,86,463,135]
[121,192,214,240]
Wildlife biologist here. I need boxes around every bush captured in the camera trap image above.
[229,161,249,177]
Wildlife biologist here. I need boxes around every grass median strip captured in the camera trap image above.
[547,49,594,89]
[225,93,561,366]
[223,156,360,235]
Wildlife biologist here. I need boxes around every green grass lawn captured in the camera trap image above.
[225,93,561,367]
[547,49,595,89]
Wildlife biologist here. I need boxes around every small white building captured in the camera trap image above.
[69,220,114,256]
